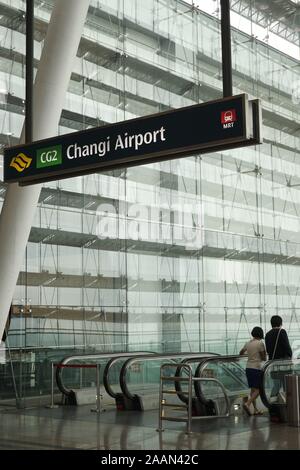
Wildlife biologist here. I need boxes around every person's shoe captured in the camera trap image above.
[253,409,264,416]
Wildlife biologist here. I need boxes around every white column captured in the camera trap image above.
[0,0,90,340]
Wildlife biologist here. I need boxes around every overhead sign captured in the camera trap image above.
[4,94,262,186]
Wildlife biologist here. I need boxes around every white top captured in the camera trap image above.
[243,339,266,370]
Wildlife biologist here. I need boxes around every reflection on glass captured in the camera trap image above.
[0,0,299,404]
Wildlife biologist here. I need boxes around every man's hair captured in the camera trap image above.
[271,315,282,327]
[251,326,264,339]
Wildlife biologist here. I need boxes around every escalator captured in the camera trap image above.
[116,352,217,411]
[103,353,156,407]
[191,356,300,419]
[260,359,300,421]
[56,351,250,415]
[174,355,248,416]
[56,351,155,405]
[174,356,220,416]
[54,350,300,419]
[194,355,249,415]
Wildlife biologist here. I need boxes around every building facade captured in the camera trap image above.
[0,0,300,399]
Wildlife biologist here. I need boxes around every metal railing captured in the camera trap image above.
[158,363,230,434]
[173,355,220,404]
[119,352,217,404]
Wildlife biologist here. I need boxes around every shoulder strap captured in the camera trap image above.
[272,329,282,360]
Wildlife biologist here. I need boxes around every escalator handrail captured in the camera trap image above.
[260,358,300,409]
[55,351,154,397]
[196,354,248,386]
[174,354,220,402]
[119,353,212,402]
[103,353,156,398]
[194,355,248,404]
[219,359,248,389]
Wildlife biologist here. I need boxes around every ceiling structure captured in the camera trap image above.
[230,0,300,47]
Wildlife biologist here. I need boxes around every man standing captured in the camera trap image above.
[265,315,292,398]
[265,315,292,360]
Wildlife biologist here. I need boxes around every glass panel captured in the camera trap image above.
[123,353,213,406]
[263,359,300,405]
[0,0,300,406]
[197,356,248,413]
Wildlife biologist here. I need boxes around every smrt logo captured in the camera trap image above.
[221,109,237,129]
[10,153,32,172]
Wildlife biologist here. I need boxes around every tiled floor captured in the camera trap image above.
[0,405,299,450]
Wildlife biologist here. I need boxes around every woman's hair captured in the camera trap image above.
[251,326,264,339]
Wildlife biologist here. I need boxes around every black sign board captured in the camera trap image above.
[4,94,261,186]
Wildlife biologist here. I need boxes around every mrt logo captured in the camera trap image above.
[221,109,237,128]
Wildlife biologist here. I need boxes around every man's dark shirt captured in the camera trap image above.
[265,328,292,359]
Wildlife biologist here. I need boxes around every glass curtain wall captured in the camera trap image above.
[0,0,300,401]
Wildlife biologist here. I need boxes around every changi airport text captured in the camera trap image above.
[66,126,166,160]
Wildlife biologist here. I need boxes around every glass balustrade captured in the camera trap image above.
[194,356,248,414]
[262,359,300,407]
[121,353,215,403]
[57,352,155,400]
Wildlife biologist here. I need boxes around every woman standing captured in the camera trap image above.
[239,326,266,416]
